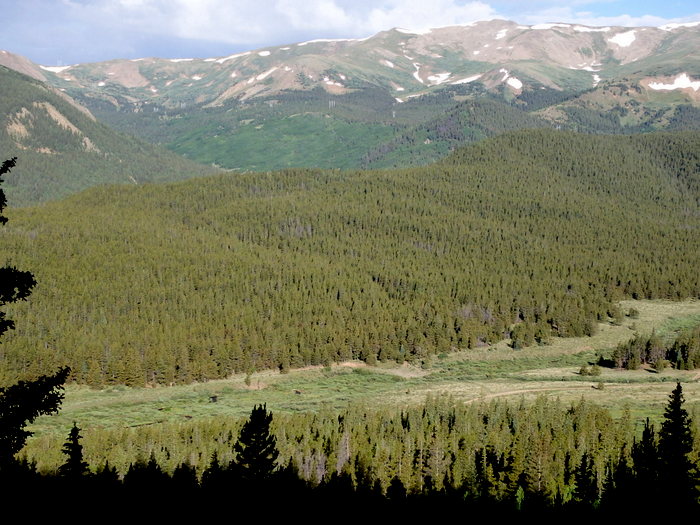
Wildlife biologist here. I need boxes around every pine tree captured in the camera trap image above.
[58,422,89,479]
[0,158,36,339]
[232,404,279,482]
[0,157,71,468]
[658,382,697,505]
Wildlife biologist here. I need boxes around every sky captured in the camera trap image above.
[2,0,699,65]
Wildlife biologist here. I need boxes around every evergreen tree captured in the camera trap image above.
[58,422,89,479]
[0,367,71,468]
[0,157,70,474]
[658,382,697,505]
[0,158,36,339]
[232,404,279,482]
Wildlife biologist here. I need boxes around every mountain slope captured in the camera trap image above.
[1,20,697,175]
[0,66,215,205]
[1,130,698,385]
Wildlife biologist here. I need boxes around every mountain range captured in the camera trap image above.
[1,19,700,202]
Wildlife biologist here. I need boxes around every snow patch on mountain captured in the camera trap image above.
[216,52,250,64]
[396,27,432,35]
[659,21,700,31]
[258,51,271,57]
[495,29,508,40]
[507,77,522,89]
[170,58,193,62]
[451,74,481,85]
[608,31,636,47]
[648,73,700,91]
[592,74,601,85]
[40,65,73,73]
[532,23,570,30]
[573,26,610,32]
[192,75,202,80]
[256,67,277,81]
[427,72,451,85]
[381,59,395,68]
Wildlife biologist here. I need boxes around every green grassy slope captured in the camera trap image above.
[0,66,215,205]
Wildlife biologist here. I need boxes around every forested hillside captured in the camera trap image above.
[0,66,215,205]
[1,130,698,386]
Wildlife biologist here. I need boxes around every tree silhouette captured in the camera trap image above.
[233,404,279,482]
[658,382,697,505]
[0,157,70,469]
[58,422,89,479]
[0,158,36,339]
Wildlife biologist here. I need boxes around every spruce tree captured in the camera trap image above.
[0,158,36,339]
[232,404,279,482]
[58,422,89,479]
[658,382,697,506]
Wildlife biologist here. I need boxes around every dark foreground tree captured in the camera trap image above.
[232,404,279,482]
[58,422,89,479]
[0,366,71,468]
[658,382,698,505]
[0,158,70,469]
[0,157,36,339]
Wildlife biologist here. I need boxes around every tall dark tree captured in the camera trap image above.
[0,158,36,339]
[0,157,70,469]
[233,404,279,482]
[658,382,697,505]
[58,422,89,479]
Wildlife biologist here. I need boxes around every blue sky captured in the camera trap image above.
[2,0,699,65]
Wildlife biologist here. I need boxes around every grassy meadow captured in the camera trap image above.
[27,298,700,444]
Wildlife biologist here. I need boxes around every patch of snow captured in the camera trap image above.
[381,59,395,68]
[150,86,158,93]
[258,51,271,57]
[532,23,570,30]
[592,74,601,85]
[40,65,72,73]
[451,74,482,85]
[404,55,415,60]
[495,29,508,40]
[284,66,292,72]
[473,50,480,55]
[216,52,250,64]
[648,73,700,92]
[307,74,314,79]
[169,58,193,62]
[339,74,346,80]
[97,81,106,87]
[395,86,404,91]
[247,76,255,84]
[297,38,356,46]
[659,21,700,31]
[230,72,237,78]
[412,63,423,84]
[165,80,174,86]
[280,47,291,50]
[395,27,432,35]
[573,26,610,32]
[108,72,115,75]
[192,75,202,80]
[499,68,509,81]
[256,67,277,81]
[131,58,145,62]
[325,80,343,87]
[427,72,451,85]
[483,44,489,48]
[608,31,636,47]
[395,98,404,103]
[506,77,522,89]
[204,58,217,62]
